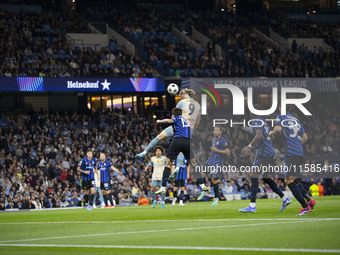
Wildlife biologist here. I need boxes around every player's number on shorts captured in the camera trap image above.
[188,104,195,115]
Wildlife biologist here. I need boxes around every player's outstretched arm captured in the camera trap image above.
[156,119,174,124]
[111,166,121,174]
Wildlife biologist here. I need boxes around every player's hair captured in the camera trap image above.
[86,150,93,154]
[179,88,195,96]
[214,126,222,133]
[172,107,182,116]
[154,146,163,154]
[100,152,106,156]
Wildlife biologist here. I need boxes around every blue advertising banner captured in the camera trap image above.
[0,77,165,92]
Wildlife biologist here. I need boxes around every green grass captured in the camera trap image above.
[0,196,340,255]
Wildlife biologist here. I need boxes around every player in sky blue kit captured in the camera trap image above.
[197,126,230,208]
[155,107,194,195]
[172,156,189,206]
[269,107,315,216]
[145,146,167,208]
[96,152,121,207]
[239,108,292,213]
[77,150,97,206]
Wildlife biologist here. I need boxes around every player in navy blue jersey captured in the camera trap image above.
[239,109,291,213]
[155,107,195,195]
[96,152,121,207]
[77,150,97,206]
[172,156,189,206]
[197,126,230,208]
[270,108,315,216]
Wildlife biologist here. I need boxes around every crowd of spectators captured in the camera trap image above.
[86,3,340,77]
[1,2,339,78]
[0,99,339,210]
[0,7,155,78]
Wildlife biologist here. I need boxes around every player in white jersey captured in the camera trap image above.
[136,89,200,172]
[145,146,167,208]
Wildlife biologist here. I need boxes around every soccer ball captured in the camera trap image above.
[167,83,179,95]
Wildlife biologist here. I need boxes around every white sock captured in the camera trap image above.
[250,202,256,208]
[282,195,287,201]
[200,184,207,189]
[179,200,183,205]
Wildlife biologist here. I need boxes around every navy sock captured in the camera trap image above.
[103,195,108,206]
[250,178,259,203]
[296,182,311,202]
[263,178,284,198]
[288,182,308,208]
[213,183,219,198]
[162,167,170,186]
[84,194,88,204]
[109,194,114,205]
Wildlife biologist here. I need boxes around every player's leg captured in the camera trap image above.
[151,182,158,208]
[211,177,219,208]
[168,153,184,182]
[197,177,208,200]
[98,188,105,207]
[84,188,89,206]
[295,180,316,209]
[285,157,311,216]
[155,138,178,195]
[172,186,178,206]
[286,177,310,216]
[239,178,257,213]
[102,190,108,206]
[92,188,98,208]
[178,185,185,206]
[155,158,174,208]
[136,127,173,158]
[262,178,292,212]
[89,183,95,206]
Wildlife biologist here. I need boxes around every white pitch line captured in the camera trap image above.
[0,218,339,225]
[0,244,340,253]
[0,219,321,243]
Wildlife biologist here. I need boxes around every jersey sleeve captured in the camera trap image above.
[300,122,306,135]
[78,159,85,169]
[107,160,112,168]
[149,158,153,167]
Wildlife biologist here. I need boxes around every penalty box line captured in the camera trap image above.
[0,244,340,253]
[0,219,327,243]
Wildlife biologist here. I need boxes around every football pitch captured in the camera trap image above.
[1,196,340,255]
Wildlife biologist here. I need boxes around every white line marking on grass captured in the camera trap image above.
[0,244,340,253]
[0,219,322,243]
[1,218,339,225]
